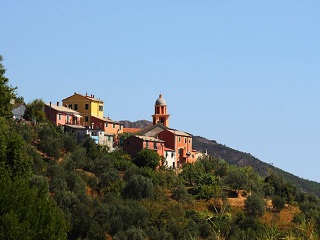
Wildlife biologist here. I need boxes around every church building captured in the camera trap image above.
[124,94,198,168]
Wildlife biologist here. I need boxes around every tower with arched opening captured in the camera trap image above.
[152,94,170,127]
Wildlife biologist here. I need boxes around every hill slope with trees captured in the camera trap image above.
[192,135,320,197]
[2,55,320,239]
[121,120,320,197]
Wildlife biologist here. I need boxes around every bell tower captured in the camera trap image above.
[152,94,170,127]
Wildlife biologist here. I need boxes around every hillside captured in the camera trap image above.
[192,136,320,196]
[2,116,320,239]
[120,120,152,129]
[3,56,320,239]
[122,120,320,196]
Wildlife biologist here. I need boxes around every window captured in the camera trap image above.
[74,104,78,110]
[99,105,103,111]
[85,104,89,110]
[108,136,111,142]
[179,148,182,154]
[146,141,149,148]
[68,104,72,109]
[120,125,122,130]
[178,137,181,142]
[58,113,61,120]
[153,141,157,149]
[85,116,89,122]
[185,137,187,143]
[113,123,115,128]
[105,122,108,128]
[188,139,191,144]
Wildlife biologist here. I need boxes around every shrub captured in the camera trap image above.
[172,183,191,203]
[122,175,153,200]
[272,195,285,212]
[134,149,160,170]
[244,193,266,217]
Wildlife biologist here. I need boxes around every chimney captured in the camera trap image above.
[57,102,59,106]
[50,102,51,106]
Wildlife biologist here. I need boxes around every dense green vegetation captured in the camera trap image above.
[2,55,320,239]
[193,136,320,197]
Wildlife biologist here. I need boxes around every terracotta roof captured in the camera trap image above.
[63,124,86,129]
[133,135,165,142]
[91,116,122,124]
[46,103,80,115]
[123,128,141,133]
[62,92,103,103]
[167,128,191,137]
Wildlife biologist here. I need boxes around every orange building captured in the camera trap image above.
[157,129,196,167]
[90,116,123,135]
[90,116,124,146]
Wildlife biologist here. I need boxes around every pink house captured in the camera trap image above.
[44,102,82,126]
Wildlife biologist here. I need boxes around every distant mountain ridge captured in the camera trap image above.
[120,120,152,129]
[120,120,320,196]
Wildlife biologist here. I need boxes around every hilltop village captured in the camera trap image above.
[4,64,320,239]
[12,92,202,169]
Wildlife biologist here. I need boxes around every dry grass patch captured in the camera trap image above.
[262,202,300,230]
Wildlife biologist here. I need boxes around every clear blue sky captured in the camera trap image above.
[2,1,320,182]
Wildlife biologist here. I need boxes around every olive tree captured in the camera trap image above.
[134,148,160,170]
[244,193,266,217]
[0,55,16,118]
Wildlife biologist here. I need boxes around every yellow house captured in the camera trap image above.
[62,92,104,126]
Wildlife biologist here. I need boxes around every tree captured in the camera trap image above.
[24,99,46,123]
[0,166,68,239]
[38,123,63,160]
[82,137,100,160]
[224,168,248,194]
[244,193,266,217]
[134,148,160,170]
[114,227,148,240]
[172,183,192,203]
[180,162,205,186]
[0,55,16,118]
[0,118,32,177]
[272,195,285,212]
[122,175,153,200]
